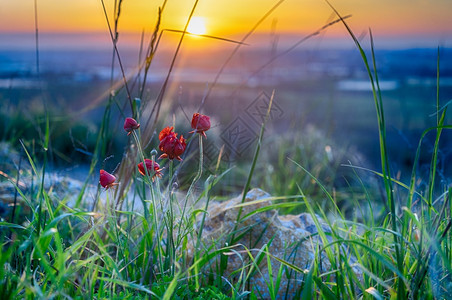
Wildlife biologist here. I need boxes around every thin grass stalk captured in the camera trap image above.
[144,0,200,137]
[88,119,108,210]
[100,0,122,163]
[131,130,166,276]
[36,115,49,236]
[176,134,203,242]
[289,158,344,222]
[413,214,452,296]
[229,15,351,97]
[33,0,39,76]
[201,0,286,107]
[165,160,176,275]
[136,29,145,93]
[148,183,165,278]
[427,48,444,218]
[222,90,275,277]
[88,32,123,209]
[168,158,174,190]
[194,175,213,291]
[427,110,446,211]
[368,31,407,296]
[433,190,451,238]
[436,48,440,137]
[325,1,406,295]
[131,131,152,218]
[412,49,448,295]
[407,125,452,209]
[10,154,22,225]
[100,0,134,115]
[32,0,47,236]
[238,90,274,220]
[110,0,120,88]
[139,2,167,100]
[369,31,395,213]
[163,29,249,45]
[406,51,450,297]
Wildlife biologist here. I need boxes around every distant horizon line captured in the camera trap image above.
[0,31,450,51]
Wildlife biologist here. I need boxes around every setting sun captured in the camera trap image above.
[187,17,207,35]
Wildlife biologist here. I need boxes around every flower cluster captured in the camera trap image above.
[100,113,210,187]
[158,126,186,161]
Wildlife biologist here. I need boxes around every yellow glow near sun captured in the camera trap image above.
[187,17,207,35]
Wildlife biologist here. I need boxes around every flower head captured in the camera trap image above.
[159,126,174,141]
[124,117,140,135]
[137,159,163,181]
[190,113,210,138]
[158,126,186,161]
[99,169,118,189]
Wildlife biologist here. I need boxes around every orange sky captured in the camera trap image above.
[1,0,451,47]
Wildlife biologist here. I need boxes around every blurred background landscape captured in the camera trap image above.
[1,0,452,198]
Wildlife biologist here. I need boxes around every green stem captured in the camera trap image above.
[192,134,204,290]
[166,159,175,275]
[131,130,164,275]
[36,113,49,236]
[177,134,203,242]
[427,48,443,220]
[131,131,151,217]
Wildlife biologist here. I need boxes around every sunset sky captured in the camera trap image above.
[1,0,451,49]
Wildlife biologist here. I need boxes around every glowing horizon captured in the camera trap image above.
[1,1,451,49]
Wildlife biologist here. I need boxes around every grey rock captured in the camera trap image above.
[193,188,360,298]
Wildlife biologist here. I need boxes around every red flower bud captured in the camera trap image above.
[158,126,186,161]
[124,117,140,135]
[137,159,163,181]
[99,169,118,189]
[190,113,210,138]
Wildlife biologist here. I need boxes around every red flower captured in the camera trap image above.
[137,159,163,181]
[99,169,118,189]
[190,113,210,138]
[158,126,186,161]
[124,117,140,135]
[159,126,174,141]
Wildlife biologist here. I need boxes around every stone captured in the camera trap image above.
[0,172,86,222]
[194,188,359,298]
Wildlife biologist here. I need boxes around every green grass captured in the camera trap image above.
[1,1,452,299]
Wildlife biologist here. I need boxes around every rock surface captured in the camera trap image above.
[0,172,86,222]
[195,188,356,298]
